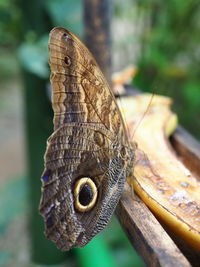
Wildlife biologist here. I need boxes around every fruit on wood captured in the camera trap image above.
[112,65,137,95]
[119,95,200,251]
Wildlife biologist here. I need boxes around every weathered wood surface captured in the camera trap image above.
[116,184,191,267]
[171,126,200,178]
[169,126,200,266]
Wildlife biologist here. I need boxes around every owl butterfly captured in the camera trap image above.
[39,27,135,251]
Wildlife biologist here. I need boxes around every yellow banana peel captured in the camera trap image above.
[119,95,200,251]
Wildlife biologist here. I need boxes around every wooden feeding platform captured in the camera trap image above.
[114,89,200,267]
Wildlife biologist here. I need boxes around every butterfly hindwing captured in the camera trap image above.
[39,123,128,250]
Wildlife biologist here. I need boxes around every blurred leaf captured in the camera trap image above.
[0,49,19,81]
[100,217,145,267]
[46,0,82,36]
[18,35,49,78]
[183,81,200,109]
[0,0,22,47]
[133,0,200,139]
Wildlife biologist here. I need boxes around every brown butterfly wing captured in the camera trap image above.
[49,27,127,140]
[39,27,134,250]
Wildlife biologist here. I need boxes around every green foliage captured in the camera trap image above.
[18,35,49,78]
[101,216,145,267]
[0,0,82,80]
[0,49,19,80]
[46,0,82,36]
[17,0,82,78]
[0,0,22,47]
[0,0,22,83]
[133,0,200,139]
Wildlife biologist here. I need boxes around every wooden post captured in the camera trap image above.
[83,0,112,85]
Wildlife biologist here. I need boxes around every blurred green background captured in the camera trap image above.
[0,0,199,266]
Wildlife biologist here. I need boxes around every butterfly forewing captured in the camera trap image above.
[39,27,135,250]
[49,27,127,138]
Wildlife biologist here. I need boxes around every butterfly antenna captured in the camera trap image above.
[131,92,155,139]
[114,87,130,139]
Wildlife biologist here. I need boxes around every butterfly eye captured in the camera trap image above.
[74,177,98,212]
[64,56,71,66]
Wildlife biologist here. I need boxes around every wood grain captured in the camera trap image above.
[116,184,191,267]
[171,126,200,179]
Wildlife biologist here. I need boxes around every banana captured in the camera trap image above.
[119,95,200,251]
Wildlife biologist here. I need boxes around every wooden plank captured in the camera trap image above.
[168,126,200,265]
[171,126,200,178]
[116,184,191,267]
[162,225,200,267]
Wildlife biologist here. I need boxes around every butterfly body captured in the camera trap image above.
[39,27,135,250]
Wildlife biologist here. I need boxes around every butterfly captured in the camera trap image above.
[39,27,135,251]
